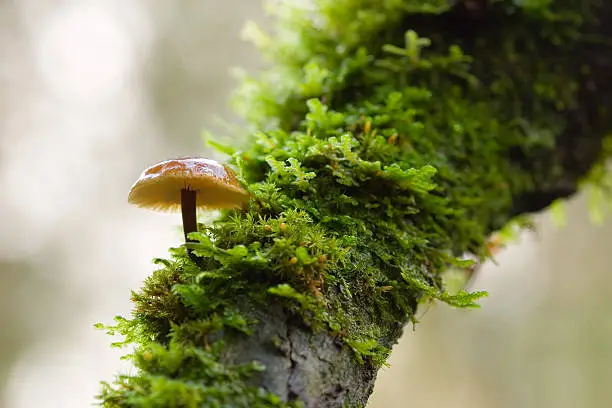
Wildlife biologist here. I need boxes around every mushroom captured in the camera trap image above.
[128,157,249,251]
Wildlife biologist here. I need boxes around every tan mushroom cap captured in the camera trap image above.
[128,157,249,211]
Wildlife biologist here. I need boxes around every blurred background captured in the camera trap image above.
[0,1,611,407]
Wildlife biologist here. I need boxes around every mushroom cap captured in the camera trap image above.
[128,157,249,211]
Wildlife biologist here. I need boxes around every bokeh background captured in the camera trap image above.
[1,1,611,407]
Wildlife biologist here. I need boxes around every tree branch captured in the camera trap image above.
[98,1,612,407]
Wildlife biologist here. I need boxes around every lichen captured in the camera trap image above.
[97,1,611,407]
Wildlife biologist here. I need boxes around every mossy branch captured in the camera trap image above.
[97,1,612,407]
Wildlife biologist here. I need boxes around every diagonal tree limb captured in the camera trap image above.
[98,1,612,407]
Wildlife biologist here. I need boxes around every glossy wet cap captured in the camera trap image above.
[128,157,249,211]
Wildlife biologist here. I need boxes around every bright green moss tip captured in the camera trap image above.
[98,0,610,406]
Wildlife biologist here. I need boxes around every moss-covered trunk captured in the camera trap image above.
[97,1,612,407]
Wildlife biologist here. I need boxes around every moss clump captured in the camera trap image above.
[98,0,612,407]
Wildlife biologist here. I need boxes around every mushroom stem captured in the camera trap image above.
[181,188,198,258]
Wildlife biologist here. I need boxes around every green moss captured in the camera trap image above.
[98,0,612,406]
[579,135,612,220]
[98,334,300,407]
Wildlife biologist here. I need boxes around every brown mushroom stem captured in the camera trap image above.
[181,188,198,258]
